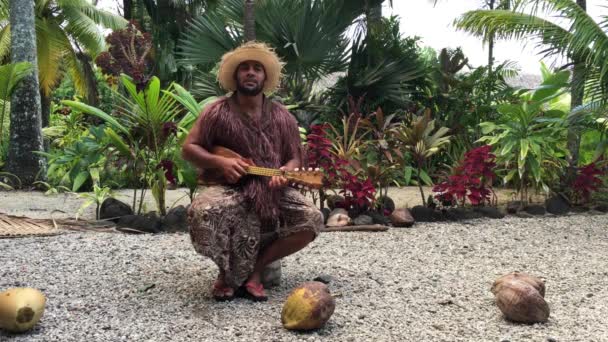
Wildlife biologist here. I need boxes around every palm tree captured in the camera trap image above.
[5,0,45,185]
[454,0,604,182]
[0,0,126,127]
[244,0,255,41]
[120,0,219,83]
[178,0,369,95]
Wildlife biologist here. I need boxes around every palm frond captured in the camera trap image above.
[36,18,68,96]
[0,62,34,101]
[177,7,242,69]
[58,0,127,30]
[0,23,10,61]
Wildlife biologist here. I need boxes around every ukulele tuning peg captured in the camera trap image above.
[308,167,313,171]
[314,168,320,172]
[294,168,299,172]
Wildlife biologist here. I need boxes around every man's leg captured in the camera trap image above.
[244,187,323,294]
[246,230,315,284]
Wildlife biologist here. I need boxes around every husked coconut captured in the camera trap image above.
[492,272,546,297]
[0,288,46,333]
[281,281,335,330]
[492,276,549,324]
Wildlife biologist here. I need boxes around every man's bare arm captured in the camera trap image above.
[181,119,249,184]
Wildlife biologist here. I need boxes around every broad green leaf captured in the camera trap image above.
[63,100,129,134]
[504,169,517,185]
[520,139,529,161]
[72,171,89,192]
[419,169,433,186]
[529,157,541,183]
[104,127,132,157]
[145,77,161,114]
[403,166,413,185]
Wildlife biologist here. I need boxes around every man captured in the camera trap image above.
[182,42,323,302]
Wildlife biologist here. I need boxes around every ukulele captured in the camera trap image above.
[198,146,323,190]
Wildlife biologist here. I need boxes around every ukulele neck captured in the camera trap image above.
[246,166,283,177]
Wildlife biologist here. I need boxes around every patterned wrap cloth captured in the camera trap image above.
[186,95,323,288]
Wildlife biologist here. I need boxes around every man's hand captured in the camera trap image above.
[269,166,289,189]
[218,157,250,184]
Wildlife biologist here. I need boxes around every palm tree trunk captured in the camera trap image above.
[564,0,587,190]
[6,0,46,185]
[123,0,133,20]
[244,0,256,41]
[487,0,495,73]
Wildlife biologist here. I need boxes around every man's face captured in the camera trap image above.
[235,60,266,96]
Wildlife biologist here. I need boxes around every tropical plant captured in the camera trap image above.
[393,110,451,206]
[63,75,181,216]
[433,145,497,207]
[95,21,154,89]
[570,161,605,204]
[0,0,127,124]
[120,0,219,82]
[454,0,606,183]
[38,125,108,192]
[178,0,373,95]
[0,62,34,166]
[478,67,571,203]
[328,19,428,116]
[76,167,113,220]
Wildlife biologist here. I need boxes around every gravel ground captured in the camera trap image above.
[1,214,607,341]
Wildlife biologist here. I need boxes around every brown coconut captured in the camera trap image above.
[281,281,335,330]
[492,275,549,324]
[492,272,546,297]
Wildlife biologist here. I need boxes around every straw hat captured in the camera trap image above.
[217,41,284,94]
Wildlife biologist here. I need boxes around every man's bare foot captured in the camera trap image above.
[212,277,235,301]
[240,272,267,301]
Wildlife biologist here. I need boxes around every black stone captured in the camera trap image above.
[523,204,546,216]
[410,205,444,222]
[473,206,505,219]
[162,205,188,233]
[353,215,373,225]
[592,203,608,213]
[545,195,570,215]
[367,210,391,225]
[117,213,162,233]
[325,195,345,210]
[507,201,524,214]
[445,208,484,221]
[100,198,133,221]
[313,274,333,284]
[321,207,331,224]
[376,195,396,214]
[571,205,590,213]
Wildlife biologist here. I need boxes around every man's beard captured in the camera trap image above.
[236,80,264,96]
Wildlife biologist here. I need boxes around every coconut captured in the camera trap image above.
[0,288,47,333]
[281,281,335,330]
[492,273,549,324]
[492,272,546,297]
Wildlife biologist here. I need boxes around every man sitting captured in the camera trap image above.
[182,42,323,301]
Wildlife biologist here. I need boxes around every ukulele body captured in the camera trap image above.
[197,146,254,186]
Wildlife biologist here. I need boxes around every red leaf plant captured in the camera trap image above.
[571,162,605,204]
[433,145,497,207]
[306,124,376,212]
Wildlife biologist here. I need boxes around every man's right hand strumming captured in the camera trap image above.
[218,157,250,184]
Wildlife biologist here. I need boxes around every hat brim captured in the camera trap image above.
[218,43,283,94]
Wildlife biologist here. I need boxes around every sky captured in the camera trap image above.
[97,0,607,75]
